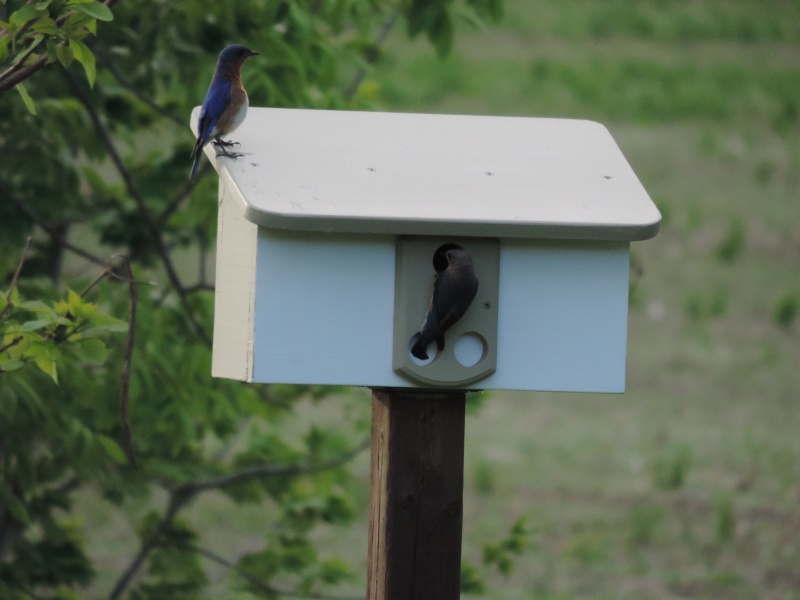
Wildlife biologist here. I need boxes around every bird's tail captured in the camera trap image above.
[189,136,205,180]
[410,335,430,360]
[189,153,202,180]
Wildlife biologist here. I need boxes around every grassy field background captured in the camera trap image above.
[370,1,800,598]
[80,1,800,598]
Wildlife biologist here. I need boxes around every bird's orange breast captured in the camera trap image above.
[215,81,249,135]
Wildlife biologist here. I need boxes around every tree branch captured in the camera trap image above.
[186,437,370,494]
[60,66,212,346]
[0,181,110,268]
[343,8,399,101]
[0,55,47,93]
[178,543,363,600]
[0,236,32,323]
[157,166,208,225]
[108,439,369,600]
[0,336,23,358]
[108,488,189,600]
[115,256,138,467]
[95,49,185,127]
[183,282,215,295]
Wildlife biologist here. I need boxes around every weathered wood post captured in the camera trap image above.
[367,389,466,599]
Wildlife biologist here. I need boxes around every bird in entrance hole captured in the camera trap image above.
[411,248,479,360]
[190,44,259,180]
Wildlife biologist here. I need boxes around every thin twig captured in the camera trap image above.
[186,437,370,494]
[115,256,138,467]
[4,236,31,296]
[1,182,109,268]
[179,543,364,600]
[109,490,188,600]
[79,268,112,299]
[95,50,185,127]
[0,237,32,323]
[183,283,215,295]
[343,8,399,101]
[55,475,81,495]
[7,236,32,291]
[77,255,142,466]
[79,260,155,300]
[157,165,208,224]
[0,336,23,357]
[0,54,47,92]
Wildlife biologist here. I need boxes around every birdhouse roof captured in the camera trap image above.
[191,107,661,241]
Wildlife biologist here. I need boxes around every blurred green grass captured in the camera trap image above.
[364,0,800,598]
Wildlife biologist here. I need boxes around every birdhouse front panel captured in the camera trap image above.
[197,108,660,393]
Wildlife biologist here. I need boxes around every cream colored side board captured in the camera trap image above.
[211,180,258,381]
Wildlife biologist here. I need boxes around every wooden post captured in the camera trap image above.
[367,388,466,600]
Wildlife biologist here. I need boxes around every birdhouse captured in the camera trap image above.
[192,107,660,392]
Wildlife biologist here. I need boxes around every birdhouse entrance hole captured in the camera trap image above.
[393,236,499,388]
[431,242,465,273]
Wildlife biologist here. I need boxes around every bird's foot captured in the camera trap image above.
[212,138,240,148]
[214,147,244,159]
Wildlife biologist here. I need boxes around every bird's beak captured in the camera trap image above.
[248,50,259,57]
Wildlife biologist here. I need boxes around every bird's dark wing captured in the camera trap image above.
[432,268,478,336]
[411,303,439,359]
[192,78,232,157]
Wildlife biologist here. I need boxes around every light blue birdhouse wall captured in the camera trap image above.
[195,107,661,393]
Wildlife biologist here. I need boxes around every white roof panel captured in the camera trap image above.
[191,107,661,241]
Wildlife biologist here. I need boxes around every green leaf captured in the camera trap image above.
[20,300,52,313]
[15,83,37,114]
[29,343,58,383]
[10,5,41,25]
[460,561,486,594]
[56,43,74,66]
[20,319,49,332]
[70,2,113,21]
[66,288,83,313]
[61,11,93,36]
[70,337,109,364]
[0,357,24,371]
[32,16,59,34]
[69,38,97,87]
[35,355,58,383]
[97,434,127,464]
[90,313,129,333]
[319,557,350,584]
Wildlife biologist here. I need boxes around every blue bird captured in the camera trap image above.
[190,44,259,180]
[411,248,479,361]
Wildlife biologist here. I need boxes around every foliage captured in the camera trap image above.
[461,517,529,595]
[773,293,798,328]
[0,0,116,105]
[481,516,529,576]
[0,1,504,599]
